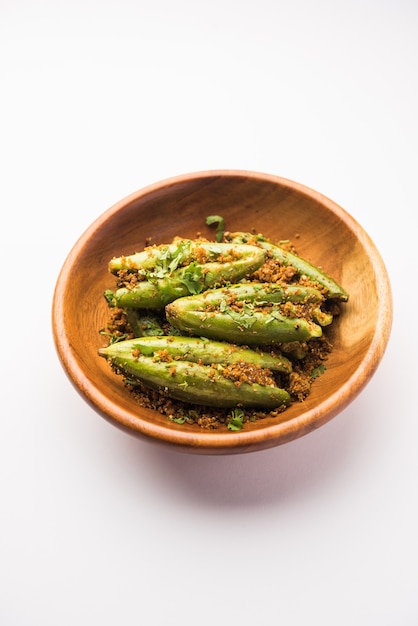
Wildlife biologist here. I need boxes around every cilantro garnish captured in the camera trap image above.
[99,330,130,345]
[227,408,245,431]
[170,416,186,425]
[311,364,326,378]
[180,262,204,294]
[152,241,192,278]
[206,215,225,243]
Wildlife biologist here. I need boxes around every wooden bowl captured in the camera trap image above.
[52,170,392,454]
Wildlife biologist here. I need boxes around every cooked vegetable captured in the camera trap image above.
[226,232,349,301]
[99,218,349,430]
[105,240,266,308]
[98,339,290,409]
[165,283,324,345]
[98,335,292,373]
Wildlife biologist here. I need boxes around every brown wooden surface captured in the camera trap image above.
[52,170,393,454]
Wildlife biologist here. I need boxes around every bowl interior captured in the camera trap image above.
[52,171,392,454]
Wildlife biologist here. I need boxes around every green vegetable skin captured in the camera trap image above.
[105,240,266,308]
[98,337,290,409]
[227,232,349,301]
[166,283,324,345]
[99,335,292,373]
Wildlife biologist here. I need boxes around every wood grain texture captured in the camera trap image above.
[52,170,393,454]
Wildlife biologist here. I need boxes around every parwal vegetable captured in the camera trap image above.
[166,282,327,345]
[99,335,292,372]
[105,240,266,308]
[226,231,349,301]
[98,336,290,409]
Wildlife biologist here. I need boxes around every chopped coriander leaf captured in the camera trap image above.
[227,408,245,431]
[152,240,193,277]
[311,364,326,378]
[170,416,186,424]
[180,262,204,294]
[99,330,130,344]
[206,215,225,243]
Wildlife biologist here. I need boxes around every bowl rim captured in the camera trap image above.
[52,169,393,454]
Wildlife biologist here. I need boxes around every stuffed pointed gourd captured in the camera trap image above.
[105,240,266,309]
[98,337,290,409]
[226,232,349,301]
[165,283,325,345]
[99,335,293,373]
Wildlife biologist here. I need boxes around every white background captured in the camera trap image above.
[1,1,417,624]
